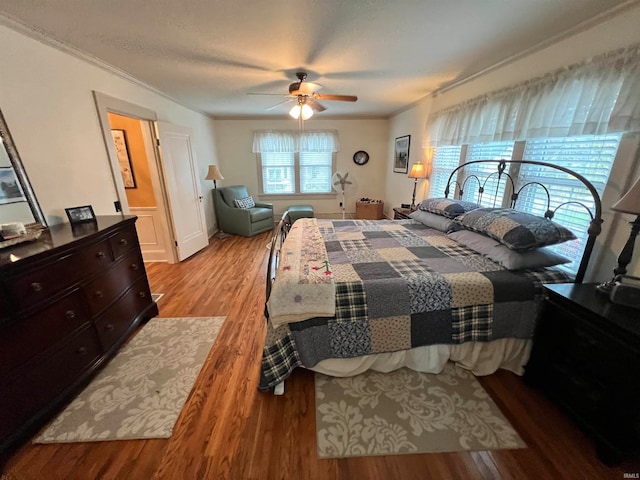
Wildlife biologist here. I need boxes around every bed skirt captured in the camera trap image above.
[309,338,532,377]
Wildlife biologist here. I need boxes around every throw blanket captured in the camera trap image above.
[260,219,570,391]
[267,218,335,328]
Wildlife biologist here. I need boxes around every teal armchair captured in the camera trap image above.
[213,185,274,237]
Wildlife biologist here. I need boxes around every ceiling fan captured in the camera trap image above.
[249,72,358,119]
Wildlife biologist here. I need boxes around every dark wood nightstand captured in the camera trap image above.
[524,283,640,465]
[393,207,414,220]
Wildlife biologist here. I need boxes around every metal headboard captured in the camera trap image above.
[444,159,603,283]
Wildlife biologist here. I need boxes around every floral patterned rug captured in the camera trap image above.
[34,316,225,443]
[314,364,525,458]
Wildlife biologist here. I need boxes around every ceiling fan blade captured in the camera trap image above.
[266,98,295,111]
[307,98,326,112]
[315,93,358,102]
[247,92,290,96]
[297,82,323,95]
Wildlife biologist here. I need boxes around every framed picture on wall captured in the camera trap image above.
[393,135,411,173]
[111,129,137,188]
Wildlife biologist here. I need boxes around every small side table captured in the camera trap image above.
[525,282,640,465]
[393,207,413,220]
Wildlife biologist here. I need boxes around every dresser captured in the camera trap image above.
[524,283,640,465]
[0,216,158,457]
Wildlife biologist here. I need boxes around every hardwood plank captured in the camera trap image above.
[4,231,640,479]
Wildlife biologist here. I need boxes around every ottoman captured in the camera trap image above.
[286,204,315,224]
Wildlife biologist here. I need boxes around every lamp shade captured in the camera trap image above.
[612,175,640,215]
[289,104,314,120]
[408,162,427,179]
[205,165,224,181]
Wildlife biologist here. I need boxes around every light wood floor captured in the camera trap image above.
[4,231,640,479]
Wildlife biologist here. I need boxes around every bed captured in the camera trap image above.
[259,160,603,391]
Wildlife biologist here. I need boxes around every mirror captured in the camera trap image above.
[0,108,46,228]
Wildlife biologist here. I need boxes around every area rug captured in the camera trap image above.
[314,363,525,458]
[151,293,164,302]
[34,316,225,443]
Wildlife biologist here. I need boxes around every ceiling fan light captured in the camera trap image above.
[289,104,301,119]
[301,104,314,120]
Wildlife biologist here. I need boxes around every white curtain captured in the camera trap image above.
[252,130,340,152]
[425,44,640,146]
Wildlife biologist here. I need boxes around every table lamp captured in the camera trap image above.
[408,162,427,210]
[597,174,640,293]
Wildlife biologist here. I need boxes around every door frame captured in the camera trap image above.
[92,91,178,263]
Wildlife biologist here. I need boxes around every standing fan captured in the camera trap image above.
[332,172,355,219]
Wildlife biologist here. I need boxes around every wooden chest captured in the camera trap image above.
[355,200,384,220]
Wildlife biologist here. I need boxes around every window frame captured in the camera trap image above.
[256,151,337,199]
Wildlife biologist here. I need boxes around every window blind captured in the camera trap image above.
[428,145,462,198]
[461,141,514,207]
[300,152,332,193]
[261,152,295,194]
[519,133,621,269]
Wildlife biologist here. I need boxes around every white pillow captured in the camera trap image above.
[448,229,571,270]
[409,210,462,233]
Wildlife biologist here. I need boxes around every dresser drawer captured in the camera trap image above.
[562,312,638,385]
[6,255,81,310]
[0,289,90,377]
[94,276,152,351]
[109,226,138,260]
[85,250,145,316]
[0,325,102,441]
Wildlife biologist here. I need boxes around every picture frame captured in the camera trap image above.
[393,135,411,174]
[111,129,137,188]
[65,205,96,224]
[0,167,27,205]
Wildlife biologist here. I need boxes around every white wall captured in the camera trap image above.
[0,24,219,230]
[385,97,433,218]
[388,4,640,280]
[213,118,389,218]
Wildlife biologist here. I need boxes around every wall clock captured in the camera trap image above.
[353,150,369,165]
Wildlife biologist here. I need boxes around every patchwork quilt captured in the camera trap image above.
[259,218,570,391]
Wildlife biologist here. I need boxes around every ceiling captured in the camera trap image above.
[0,0,634,118]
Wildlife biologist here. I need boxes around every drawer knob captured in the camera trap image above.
[105,323,114,331]
[130,263,139,270]
[119,238,128,246]
[65,310,76,319]
[95,290,104,298]
[31,282,43,292]
[77,346,88,355]
[96,251,106,259]
[138,291,146,298]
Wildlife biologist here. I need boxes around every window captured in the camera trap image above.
[261,152,295,194]
[518,134,621,267]
[461,141,514,207]
[254,130,338,195]
[428,145,461,198]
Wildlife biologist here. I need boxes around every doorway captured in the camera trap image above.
[107,111,173,262]
[93,92,209,264]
